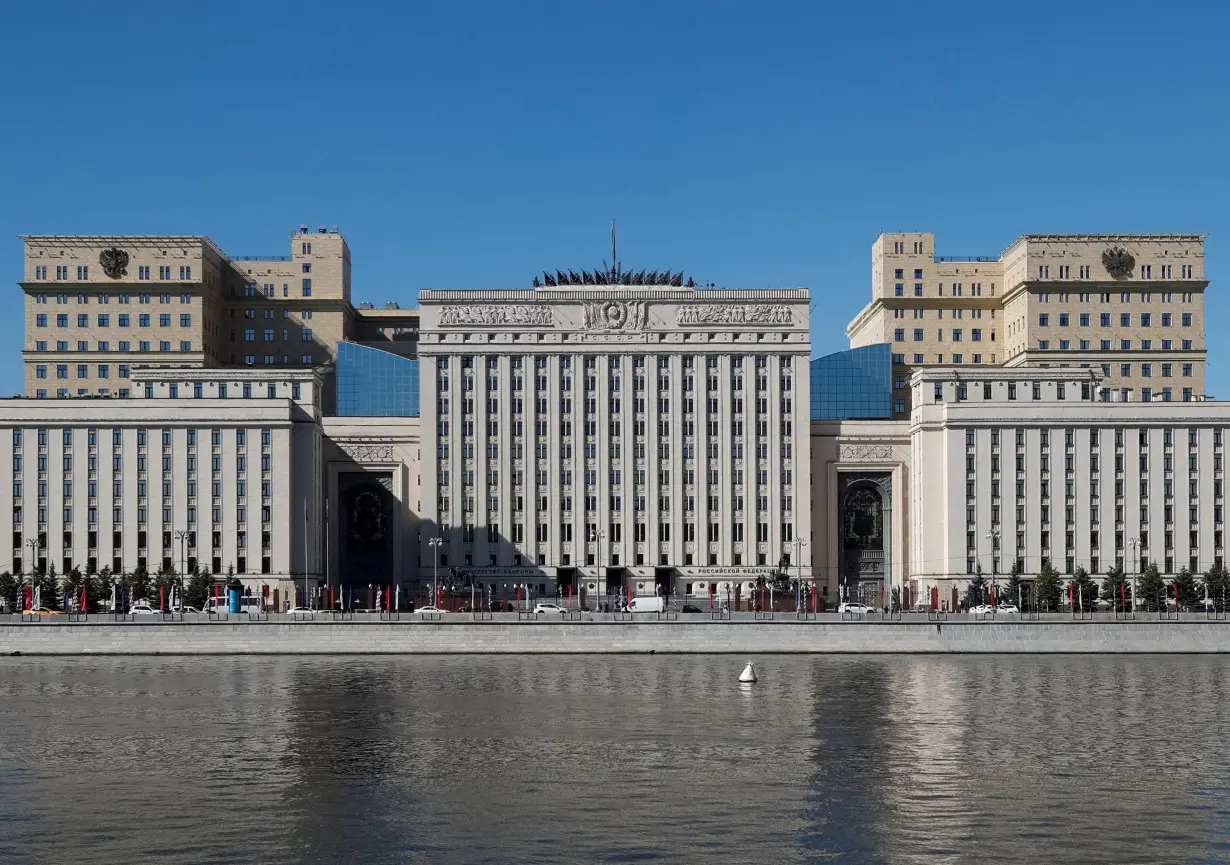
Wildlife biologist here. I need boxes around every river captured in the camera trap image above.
[0,655,1228,864]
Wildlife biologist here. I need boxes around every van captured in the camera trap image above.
[626,595,666,613]
[203,596,266,615]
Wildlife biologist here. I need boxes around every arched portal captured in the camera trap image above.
[839,472,893,607]
[338,472,395,590]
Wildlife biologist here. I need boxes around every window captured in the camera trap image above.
[1183,313,1193,327]
[913,328,923,341]
[1039,314,1049,327]
[302,279,312,297]
[893,328,904,341]
[301,329,312,341]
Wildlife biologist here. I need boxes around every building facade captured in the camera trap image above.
[19,228,419,408]
[5,225,1226,611]
[848,233,1208,418]
[415,271,812,601]
[0,369,322,601]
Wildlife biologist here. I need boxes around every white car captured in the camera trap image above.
[287,606,315,614]
[129,603,159,615]
[995,604,1020,615]
[968,604,995,615]
[838,602,874,614]
[533,603,567,615]
[416,605,446,614]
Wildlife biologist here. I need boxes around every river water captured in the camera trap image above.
[1,655,1229,864]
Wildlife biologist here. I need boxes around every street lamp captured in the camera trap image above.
[173,529,189,612]
[795,536,808,611]
[428,536,443,608]
[24,537,38,612]
[1128,536,1140,612]
[985,529,1001,607]
[595,528,607,609]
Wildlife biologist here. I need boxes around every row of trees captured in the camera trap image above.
[964,561,1230,612]
[0,562,228,613]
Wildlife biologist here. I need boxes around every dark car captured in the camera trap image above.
[680,604,704,613]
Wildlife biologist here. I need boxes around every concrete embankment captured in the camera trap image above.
[2,613,1230,654]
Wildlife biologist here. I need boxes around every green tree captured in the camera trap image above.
[1068,567,1097,612]
[0,572,16,613]
[1035,560,1063,611]
[35,563,61,611]
[1203,565,1230,611]
[1101,565,1130,612]
[963,563,987,609]
[1003,560,1025,610]
[1171,567,1200,608]
[1138,562,1165,611]
[186,567,213,609]
[86,566,112,614]
[126,562,152,603]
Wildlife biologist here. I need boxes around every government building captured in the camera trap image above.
[3,228,1224,609]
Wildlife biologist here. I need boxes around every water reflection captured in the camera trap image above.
[0,656,1228,864]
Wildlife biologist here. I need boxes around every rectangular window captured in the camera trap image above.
[302,279,312,297]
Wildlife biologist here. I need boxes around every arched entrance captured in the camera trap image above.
[338,472,394,592]
[839,473,892,608]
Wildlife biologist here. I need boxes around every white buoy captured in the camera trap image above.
[738,662,758,684]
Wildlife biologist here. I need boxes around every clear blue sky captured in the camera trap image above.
[2,0,1228,396]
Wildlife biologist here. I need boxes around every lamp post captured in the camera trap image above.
[24,537,38,612]
[1128,536,1140,612]
[173,529,188,612]
[595,528,607,610]
[428,536,443,608]
[985,529,1001,607]
[795,536,808,611]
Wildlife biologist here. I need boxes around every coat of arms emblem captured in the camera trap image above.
[1101,246,1135,280]
[99,247,130,279]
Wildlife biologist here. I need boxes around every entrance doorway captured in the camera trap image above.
[654,567,674,598]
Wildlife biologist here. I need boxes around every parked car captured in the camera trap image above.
[1185,599,1215,613]
[995,604,1020,614]
[22,607,61,616]
[968,604,994,615]
[838,602,874,614]
[680,604,704,613]
[533,603,567,615]
[416,605,446,614]
[128,603,159,615]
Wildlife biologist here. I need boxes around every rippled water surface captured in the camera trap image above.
[2,655,1230,863]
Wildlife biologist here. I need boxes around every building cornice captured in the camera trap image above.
[1000,233,1207,258]
[1000,278,1209,304]
[21,235,230,262]
[418,288,808,301]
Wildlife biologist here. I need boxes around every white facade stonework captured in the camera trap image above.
[416,285,812,599]
[0,370,323,600]
[6,225,1226,614]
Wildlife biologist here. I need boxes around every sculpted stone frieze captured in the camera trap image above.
[439,305,553,327]
[838,444,894,461]
[582,300,648,331]
[676,304,792,326]
[337,441,395,463]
